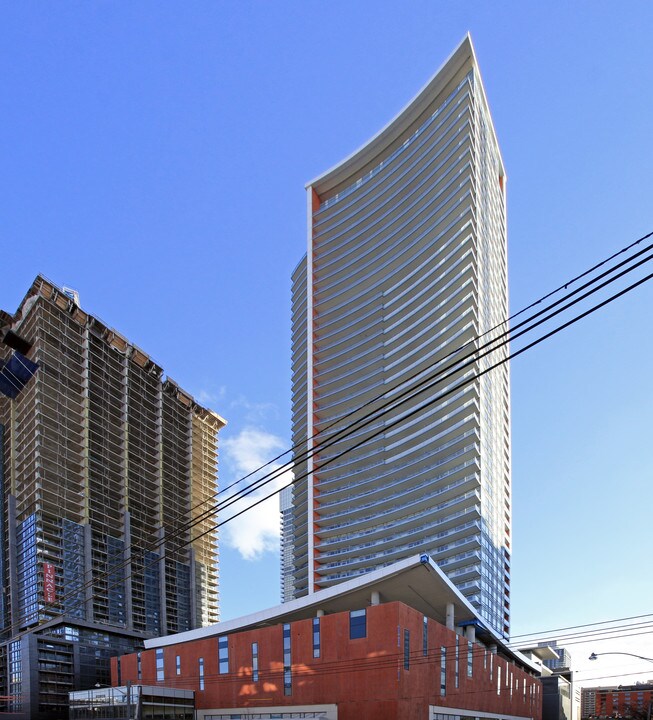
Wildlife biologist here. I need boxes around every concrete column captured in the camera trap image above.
[465,625,476,642]
[371,590,380,606]
[445,602,454,630]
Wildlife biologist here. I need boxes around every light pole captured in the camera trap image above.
[589,652,653,664]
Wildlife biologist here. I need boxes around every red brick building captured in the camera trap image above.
[112,555,543,720]
[581,684,653,720]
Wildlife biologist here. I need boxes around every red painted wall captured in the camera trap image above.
[112,601,542,720]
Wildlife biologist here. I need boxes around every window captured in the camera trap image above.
[440,646,446,696]
[116,657,121,685]
[467,641,473,677]
[137,652,142,680]
[252,642,259,682]
[218,636,229,674]
[283,624,292,696]
[349,609,366,639]
[422,617,428,656]
[497,666,501,695]
[156,649,164,681]
[313,617,321,658]
[176,655,181,676]
[199,657,204,691]
[455,637,459,688]
[403,629,410,670]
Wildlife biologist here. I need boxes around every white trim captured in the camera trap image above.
[306,186,315,594]
[429,706,533,720]
[198,703,337,719]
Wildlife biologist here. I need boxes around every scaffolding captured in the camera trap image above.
[0,275,226,638]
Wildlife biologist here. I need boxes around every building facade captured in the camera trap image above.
[0,276,225,719]
[111,555,542,720]
[581,684,653,720]
[285,35,511,638]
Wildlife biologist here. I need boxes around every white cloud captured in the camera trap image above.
[219,427,292,561]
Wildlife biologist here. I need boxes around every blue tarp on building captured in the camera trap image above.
[0,352,39,399]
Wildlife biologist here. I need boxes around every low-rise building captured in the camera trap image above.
[109,555,543,720]
[581,683,653,719]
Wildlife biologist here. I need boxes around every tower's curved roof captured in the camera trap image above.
[307,33,504,201]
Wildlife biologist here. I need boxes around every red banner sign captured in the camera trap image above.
[43,562,56,603]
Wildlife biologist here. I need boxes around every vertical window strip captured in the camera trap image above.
[467,640,473,677]
[155,648,164,681]
[349,609,366,639]
[199,657,204,691]
[252,642,259,682]
[455,637,459,688]
[440,647,447,697]
[403,629,410,670]
[176,655,181,676]
[423,616,428,656]
[137,652,142,680]
[218,636,229,674]
[313,617,321,658]
[497,665,501,695]
[283,623,292,696]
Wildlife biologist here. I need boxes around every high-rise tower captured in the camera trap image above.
[0,276,225,719]
[285,35,511,638]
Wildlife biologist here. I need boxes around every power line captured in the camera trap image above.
[12,230,653,640]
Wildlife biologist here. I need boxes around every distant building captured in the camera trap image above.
[111,555,542,720]
[0,276,226,719]
[285,34,512,639]
[541,643,572,671]
[581,683,653,720]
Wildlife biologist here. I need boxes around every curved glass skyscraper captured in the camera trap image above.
[285,35,511,638]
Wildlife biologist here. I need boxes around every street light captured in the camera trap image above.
[589,652,653,663]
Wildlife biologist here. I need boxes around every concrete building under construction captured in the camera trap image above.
[0,276,226,720]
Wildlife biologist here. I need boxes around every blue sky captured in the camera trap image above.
[2,1,652,686]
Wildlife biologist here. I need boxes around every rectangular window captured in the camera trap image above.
[422,617,428,656]
[497,665,501,695]
[467,641,473,677]
[283,623,292,696]
[455,637,459,688]
[116,657,122,685]
[218,636,229,674]
[176,655,181,676]
[156,648,164,681]
[252,642,259,682]
[199,657,204,691]
[440,647,446,696]
[349,609,366,639]
[313,617,321,658]
[403,629,410,670]
[137,652,142,680]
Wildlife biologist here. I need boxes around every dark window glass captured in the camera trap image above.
[404,629,410,670]
[349,609,366,639]
[218,636,229,674]
[313,617,321,658]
